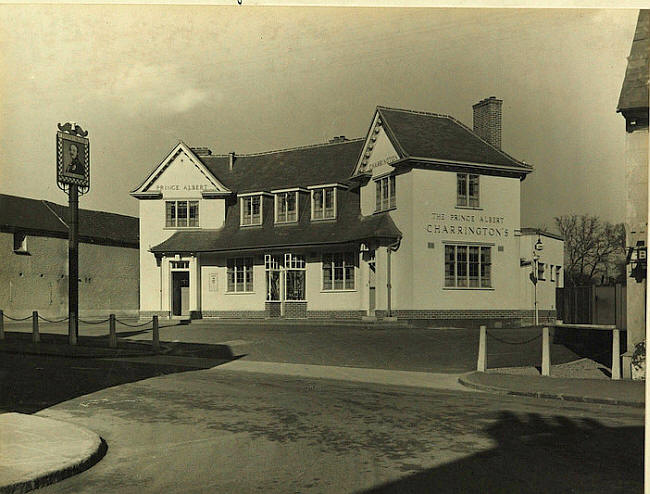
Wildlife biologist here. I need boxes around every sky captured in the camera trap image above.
[0,6,640,231]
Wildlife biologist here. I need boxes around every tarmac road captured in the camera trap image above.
[35,368,643,494]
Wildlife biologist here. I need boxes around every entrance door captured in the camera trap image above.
[172,271,190,316]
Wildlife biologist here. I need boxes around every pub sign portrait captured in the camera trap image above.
[57,131,90,188]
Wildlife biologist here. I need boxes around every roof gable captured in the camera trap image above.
[352,110,404,177]
[376,106,529,170]
[131,142,231,198]
[618,10,649,112]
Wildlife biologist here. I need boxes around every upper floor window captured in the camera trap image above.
[166,200,199,228]
[241,195,262,226]
[13,232,28,254]
[538,262,546,281]
[457,173,479,208]
[311,187,336,220]
[375,175,396,212]
[275,191,298,223]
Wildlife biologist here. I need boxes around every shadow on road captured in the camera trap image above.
[360,410,643,494]
[0,332,242,414]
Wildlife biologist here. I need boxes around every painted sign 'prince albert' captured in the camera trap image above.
[57,123,90,188]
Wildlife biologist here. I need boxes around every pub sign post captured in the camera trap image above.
[56,123,90,344]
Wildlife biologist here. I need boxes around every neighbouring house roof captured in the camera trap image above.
[199,139,364,193]
[376,106,531,171]
[618,10,650,112]
[0,193,139,247]
[151,189,401,254]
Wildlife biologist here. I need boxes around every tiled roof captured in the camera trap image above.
[0,194,139,247]
[151,189,401,254]
[200,139,364,193]
[377,107,530,169]
[618,10,649,112]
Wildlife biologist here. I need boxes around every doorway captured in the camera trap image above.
[172,271,190,316]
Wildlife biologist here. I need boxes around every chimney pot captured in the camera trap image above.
[472,97,503,149]
[229,152,236,171]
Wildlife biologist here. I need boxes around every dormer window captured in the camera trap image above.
[275,191,298,223]
[311,186,336,220]
[240,194,262,226]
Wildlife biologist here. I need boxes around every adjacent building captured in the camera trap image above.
[132,99,563,327]
[617,10,649,373]
[0,194,140,318]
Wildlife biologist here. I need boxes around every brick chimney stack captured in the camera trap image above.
[472,96,503,149]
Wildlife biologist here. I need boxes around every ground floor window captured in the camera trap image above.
[322,252,356,290]
[227,257,253,292]
[445,244,491,288]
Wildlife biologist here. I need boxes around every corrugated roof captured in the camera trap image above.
[0,193,139,247]
[377,107,530,169]
[151,189,401,253]
[200,139,364,193]
[618,10,650,112]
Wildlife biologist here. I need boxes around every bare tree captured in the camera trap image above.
[555,215,626,286]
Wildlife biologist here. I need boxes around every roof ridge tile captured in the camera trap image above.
[203,137,365,159]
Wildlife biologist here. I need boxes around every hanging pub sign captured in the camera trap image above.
[57,122,90,191]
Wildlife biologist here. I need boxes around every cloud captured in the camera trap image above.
[105,62,210,116]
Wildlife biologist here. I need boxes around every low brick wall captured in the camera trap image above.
[202,310,266,319]
[307,310,366,320]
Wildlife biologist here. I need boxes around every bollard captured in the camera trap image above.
[109,314,117,349]
[152,315,160,353]
[69,313,77,346]
[541,326,550,376]
[0,309,4,340]
[477,325,487,372]
[611,329,621,380]
[32,311,40,344]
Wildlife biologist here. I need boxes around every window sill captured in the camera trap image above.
[225,291,256,295]
[455,206,482,211]
[164,227,201,230]
[274,221,300,226]
[240,223,263,228]
[374,206,396,214]
[311,217,337,223]
[442,287,494,291]
[321,289,357,293]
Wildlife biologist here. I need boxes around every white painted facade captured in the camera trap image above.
[132,107,564,327]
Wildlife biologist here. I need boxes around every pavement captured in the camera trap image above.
[0,319,645,493]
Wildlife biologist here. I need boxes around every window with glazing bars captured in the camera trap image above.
[276,192,298,223]
[166,200,199,227]
[227,258,253,292]
[457,174,479,208]
[312,187,336,220]
[322,252,356,290]
[241,196,262,226]
[445,244,491,288]
[375,175,396,212]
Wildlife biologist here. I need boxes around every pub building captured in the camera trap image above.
[132,98,563,327]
